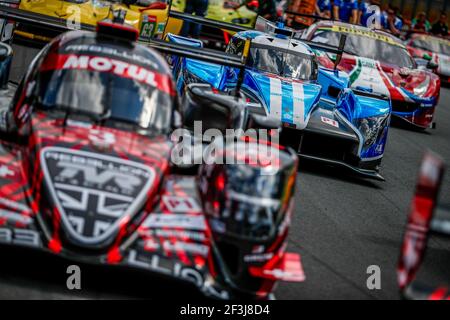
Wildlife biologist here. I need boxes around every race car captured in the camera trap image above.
[0,16,306,299]
[171,0,257,27]
[302,21,441,130]
[164,0,257,48]
[398,152,450,300]
[168,18,392,181]
[0,0,170,44]
[405,33,450,86]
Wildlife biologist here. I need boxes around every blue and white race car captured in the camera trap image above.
[168,19,392,180]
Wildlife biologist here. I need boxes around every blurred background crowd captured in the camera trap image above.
[181,0,449,39]
[285,0,449,37]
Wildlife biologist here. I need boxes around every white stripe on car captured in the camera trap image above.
[269,77,283,120]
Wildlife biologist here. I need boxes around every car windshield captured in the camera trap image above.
[35,67,173,134]
[311,29,415,68]
[247,45,318,80]
[411,36,450,56]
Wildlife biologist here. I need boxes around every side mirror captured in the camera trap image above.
[246,0,259,12]
[422,53,432,61]
[0,42,13,90]
[181,84,247,137]
[414,57,429,70]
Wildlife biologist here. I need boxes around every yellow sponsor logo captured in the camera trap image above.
[324,26,405,48]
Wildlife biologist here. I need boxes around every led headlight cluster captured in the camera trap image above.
[413,77,430,97]
[356,114,389,148]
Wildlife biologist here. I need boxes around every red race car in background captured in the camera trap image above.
[406,33,450,86]
[302,22,441,130]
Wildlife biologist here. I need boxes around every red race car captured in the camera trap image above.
[406,33,450,86]
[302,21,441,130]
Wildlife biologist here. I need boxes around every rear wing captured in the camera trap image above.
[166,10,249,34]
[167,11,347,60]
[0,4,245,69]
[163,10,348,94]
[0,4,95,33]
[0,3,346,83]
[397,152,449,300]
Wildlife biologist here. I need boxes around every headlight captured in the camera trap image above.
[413,77,430,97]
[356,115,389,147]
[231,18,251,25]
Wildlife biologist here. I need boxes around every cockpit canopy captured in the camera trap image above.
[227,32,318,81]
[33,32,176,134]
[247,44,318,81]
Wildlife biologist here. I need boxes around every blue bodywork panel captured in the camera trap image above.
[168,32,392,175]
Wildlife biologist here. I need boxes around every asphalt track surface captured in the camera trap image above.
[0,45,449,300]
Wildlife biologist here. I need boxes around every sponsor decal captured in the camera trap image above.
[127,250,229,299]
[141,229,207,242]
[0,228,41,248]
[376,144,384,153]
[142,214,207,231]
[64,44,160,69]
[162,196,202,213]
[328,26,405,48]
[321,116,339,128]
[143,239,209,257]
[157,22,166,34]
[39,54,174,96]
[244,252,274,263]
[349,58,395,99]
[40,147,155,246]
